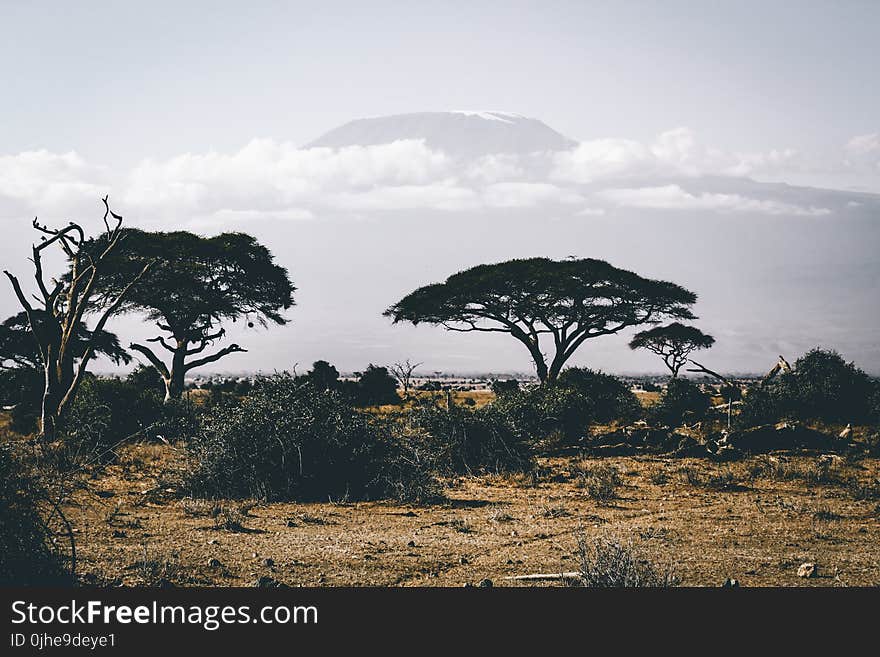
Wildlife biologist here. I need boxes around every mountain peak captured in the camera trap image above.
[306,111,576,158]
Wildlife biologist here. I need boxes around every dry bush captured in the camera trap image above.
[575,462,621,503]
[539,505,570,519]
[180,498,258,532]
[681,466,742,491]
[574,535,678,587]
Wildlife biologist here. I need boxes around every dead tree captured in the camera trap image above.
[686,359,735,429]
[390,359,422,399]
[760,355,792,387]
[3,197,153,440]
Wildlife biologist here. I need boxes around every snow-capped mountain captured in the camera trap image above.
[307,111,577,158]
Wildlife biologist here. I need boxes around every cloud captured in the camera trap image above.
[1,125,866,225]
[0,150,108,215]
[595,184,831,216]
[575,207,606,216]
[327,181,479,212]
[123,138,453,215]
[845,133,880,169]
[465,154,524,183]
[552,127,803,183]
[482,182,583,208]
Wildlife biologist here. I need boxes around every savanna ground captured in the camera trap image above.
[61,434,880,588]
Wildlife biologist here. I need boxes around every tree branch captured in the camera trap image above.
[184,344,247,372]
[129,343,170,379]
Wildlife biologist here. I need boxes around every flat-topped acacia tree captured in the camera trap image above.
[384,257,698,384]
[629,323,715,378]
[93,230,295,401]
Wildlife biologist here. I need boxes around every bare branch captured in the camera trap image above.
[146,335,177,353]
[184,344,247,372]
[129,343,170,379]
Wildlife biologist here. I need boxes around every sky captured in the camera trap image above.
[1,1,878,375]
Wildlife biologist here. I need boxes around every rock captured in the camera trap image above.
[725,423,836,454]
[721,578,740,588]
[838,424,853,440]
[253,575,283,588]
[207,558,222,568]
[797,562,817,578]
[262,558,275,567]
[478,578,493,588]
[407,540,416,547]
[286,520,297,527]
[207,539,218,545]
[459,557,469,564]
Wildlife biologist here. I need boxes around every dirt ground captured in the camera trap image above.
[63,443,880,587]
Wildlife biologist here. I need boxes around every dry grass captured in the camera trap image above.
[51,443,880,587]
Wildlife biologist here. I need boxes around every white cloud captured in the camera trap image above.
[551,137,653,183]
[0,150,108,213]
[328,181,479,212]
[552,127,803,183]
[595,185,831,216]
[465,153,524,183]
[845,133,880,169]
[482,182,583,208]
[2,125,866,224]
[575,207,606,216]
[124,138,453,214]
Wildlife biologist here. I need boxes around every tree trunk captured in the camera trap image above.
[163,345,188,402]
[40,385,60,442]
[535,359,549,383]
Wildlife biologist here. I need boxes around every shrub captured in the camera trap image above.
[738,348,877,427]
[493,385,594,445]
[0,447,70,585]
[574,535,678,587]
[0,367,42,434]
[650,378,710,427]
[126,364,166,396]
[60,376,194,462]
[181,375,439,503]
[490,379,520,396]
[575,462,622,502]
[405,401,534,475]
[556,368,642,424]
[340,364,401,406]
[306,360,340,392]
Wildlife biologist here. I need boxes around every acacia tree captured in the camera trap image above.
[0,311,130,371]
[385,258,697,384]
[628,323,715,378]
[3,198,153,438]
[390,359,422,399]
[95,230,295,401]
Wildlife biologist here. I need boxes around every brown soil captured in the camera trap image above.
[64,444,880,587]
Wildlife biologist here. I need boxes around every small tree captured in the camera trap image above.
[629,323,715,378]
[354,364,400,406]
[3,198,153,439]
[95,230,295,401]
[307,360,340,392]
[390,359,422,399]
[0,311,132,434]
[385,258,697,383]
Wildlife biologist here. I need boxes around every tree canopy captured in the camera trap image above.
[92,229,295,400]
[0,311,130,371]
[628,322,715,377]
[385,257,697,382]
